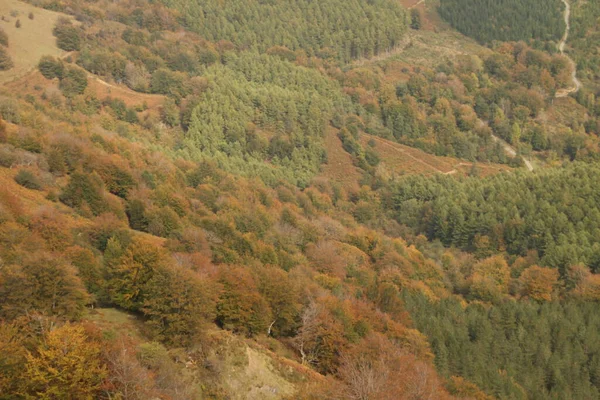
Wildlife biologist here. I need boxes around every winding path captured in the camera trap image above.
[491,134,534,171]
[556,0,582,98]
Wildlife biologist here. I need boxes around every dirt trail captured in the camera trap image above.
[408,0,426,9]
[491,134,534,171]
[367,135,448,173]
[556,0,582,98]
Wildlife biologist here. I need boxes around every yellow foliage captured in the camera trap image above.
[20,324,107,399]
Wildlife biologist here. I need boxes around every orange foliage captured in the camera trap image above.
[519,265,559,302]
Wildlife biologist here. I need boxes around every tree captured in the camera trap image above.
[19,324,107,399]
[519,265,559,301]
[59,66,88,97]
[468,255,511,302]
[334,333,449,400]
[410,9,422,30]
[256,266,300,337]
[0,254,88,320]
[142,265,217,345]
[38,56,64,79]
[293,300,346,373]
[126,199,149,231]
[216,267,271,337]
[0,321,27,396]
[105,237,165,311]
[60,171,108,216]
[53,22,81,51]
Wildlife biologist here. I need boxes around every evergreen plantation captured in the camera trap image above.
[181,52,357,187]
[439,0,565,44]
[405,293,600,399]
[160,0,408,62]
[0,0,599,398]
[391,163,600,273]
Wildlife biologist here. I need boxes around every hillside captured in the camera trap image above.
[0,0,71,83]
[0,0,600,398]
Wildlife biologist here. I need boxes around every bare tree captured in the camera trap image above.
[294,301,320,366]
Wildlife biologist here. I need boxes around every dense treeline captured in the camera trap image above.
[181,52,356,187]
[391,163,600,273]
[160,0,407,62]
[405,292,600,399]
[438,0,565,44]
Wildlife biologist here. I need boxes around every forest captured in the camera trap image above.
[0,0,599,397]
[438,0,565,44]
[405,293,600,399]
[160,0,407,62]
[390,163,600,273]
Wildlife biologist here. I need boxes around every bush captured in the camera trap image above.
[60,171,109,216]
[38,56,64,79]
[14,169,42,190]
[59,66,87,97]
[0,28,8,46]
[53,23,81,51]
[0,97,20,123]
[0,47,13,71]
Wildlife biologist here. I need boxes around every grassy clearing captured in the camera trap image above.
[0,0,71,84]
[318,127,363,188]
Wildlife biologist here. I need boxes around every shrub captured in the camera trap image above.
[53,22,81,51]
[15,170,42,190]
[38,56,64,79]
[59,171,109,216]
[14,20,20,29]
[59,66,87,97]
[0,97,20,123]
[0,28,8,46]
[0,47,13,71]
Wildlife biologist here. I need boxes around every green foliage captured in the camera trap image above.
[439,0,564,44]
[14,170,42,190]
[0,47,12,71]
[59,66,88,97]
[53,21,82,51]
[142,265,216,345]
[405,292,600,399]
[77,49,126,81]
[391,163,600,273]
[410,9,422,30]
[126,199,149,231]
[161,0,407,62]
[38,56,64,79]
[59,171,109,216]
[0,28,8,47]
[216,267,270,337]
[183,52,354,186]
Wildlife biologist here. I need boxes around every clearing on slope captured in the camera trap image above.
[360,134,510,177]
[0,0,72,84]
